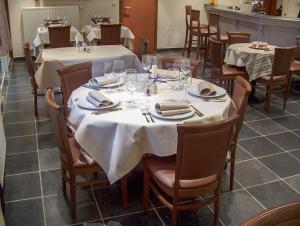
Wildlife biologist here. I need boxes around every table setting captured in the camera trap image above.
[225,42,276,81]
[67,57,234,183]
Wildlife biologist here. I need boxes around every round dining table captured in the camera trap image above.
[225,43,276,81]
[68,79,234,184]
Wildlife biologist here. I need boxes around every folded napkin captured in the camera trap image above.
[156,69,179,79]
[86,90,113,107]
[155,102,191,116]
[90,76,118,86]
[198,81,216,97]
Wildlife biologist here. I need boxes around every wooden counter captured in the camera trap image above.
[205,4,300,46]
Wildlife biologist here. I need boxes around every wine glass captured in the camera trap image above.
[125,69,137,109]
[142,55,152,72]
[181,60,192,101]
[104,62,114,93]
[113,60,125,92]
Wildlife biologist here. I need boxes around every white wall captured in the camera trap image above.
[282,0,300,17]
[8,0,35,57]
[157,0,210,49]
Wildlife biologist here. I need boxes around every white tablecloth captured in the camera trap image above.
[81,25,134,50]
[225,43,275,81]
[33,26,84,47]
[68,81,234,183]
[35,45,144,90]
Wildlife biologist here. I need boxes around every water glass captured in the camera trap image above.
[113,60,125,92]
[125,69,137,108]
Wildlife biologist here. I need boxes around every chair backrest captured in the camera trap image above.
[100,24,121,45]
[48,25,71,48]
[161,57,200,78]
[232,76,252,137]
[209,37,223,74]
[190,10,201,32]
[271,47,295,78]
[185,5,192,26]
[241,202,300,226]
[227,32,251,45]
[137,38,149,60]
[45,88,74,165]
[175,114,239,186]
[57,62,92,105]
[23,42,37,89]
[295,36,300,61]
[208,13,220,39]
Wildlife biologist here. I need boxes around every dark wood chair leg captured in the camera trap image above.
[213,189,220,226]
[143,168,150,213]
[182,28,189,56]
[62,168,67,196]
[196,34,201,60]
[283,80,291,110]
[171,198,178,226]
[229,148,236,191]
[34,94,38,118]
[120,177,128,209]
[70,173,77,219]
[187,33,193,58]
[265,86,272,112]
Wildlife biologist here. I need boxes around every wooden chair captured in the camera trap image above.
[57,62,92,106]
[23,42,61,117]
[227,32,251,45]
[182,5,192,56]
[48,25,71,48]
[290,36,300,80]
[257,47,295,112]
[187,10,210,60]
[45,88,128,219]
[99,24,121,45]
[209,38,248,93]
[227,76,252,191]
[137,38,149,60]
[161,57,201,78]
[241,202,300,226]
[143,114,239,226]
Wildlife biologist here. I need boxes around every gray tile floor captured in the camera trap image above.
[2,55,300,226]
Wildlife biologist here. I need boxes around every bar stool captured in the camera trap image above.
[203,13,228,73]
[182,5,192,56]
[187,10,210,60]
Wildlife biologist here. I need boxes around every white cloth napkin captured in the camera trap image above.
[91,76,118,86]
[86,91,113,107]
[198,81,216,97]
[155,102,191,116]
[156,69,179,79]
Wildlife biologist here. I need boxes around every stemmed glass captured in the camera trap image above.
[142,55,152,72]
[125,69,138,109]
[103,62,115,93]
[113,60,125,92]
[181,59,192,101]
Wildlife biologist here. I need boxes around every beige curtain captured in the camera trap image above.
[0,0,12,56]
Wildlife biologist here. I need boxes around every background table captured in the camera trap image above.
[225,43,275,81]
[81,25,134,50]
[33,25,84,48]
[35,45,143,90]
[68,81,233,183]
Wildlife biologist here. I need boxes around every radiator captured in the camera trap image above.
[22,6,80,46]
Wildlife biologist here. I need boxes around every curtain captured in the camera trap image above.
[0,0,12,56]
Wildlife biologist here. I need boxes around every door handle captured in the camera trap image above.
[124,6,131,9]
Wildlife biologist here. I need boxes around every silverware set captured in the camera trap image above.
[190,105,204,117]
[142,111,155,123]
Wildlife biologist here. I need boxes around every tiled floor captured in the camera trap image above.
[2,54,300,226]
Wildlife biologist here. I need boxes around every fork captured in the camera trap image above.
[147,112,155,123]
[142,112,150,123]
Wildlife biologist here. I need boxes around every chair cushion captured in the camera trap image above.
[290,62,300,73]
[223,65,247,76]
[145,155,217,189]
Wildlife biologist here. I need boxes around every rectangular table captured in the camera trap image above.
[35,45,143,90]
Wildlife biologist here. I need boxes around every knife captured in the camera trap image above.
[190,105,204,117]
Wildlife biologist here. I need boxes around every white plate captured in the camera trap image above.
[149,106,195,120]
[76,97,120,110]
[187,84,226,99]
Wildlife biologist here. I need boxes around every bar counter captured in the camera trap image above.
[205,4,300,46]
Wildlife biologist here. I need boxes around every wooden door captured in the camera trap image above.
[120,0,157,53]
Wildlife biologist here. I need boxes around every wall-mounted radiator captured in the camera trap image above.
[22,6,80,46]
